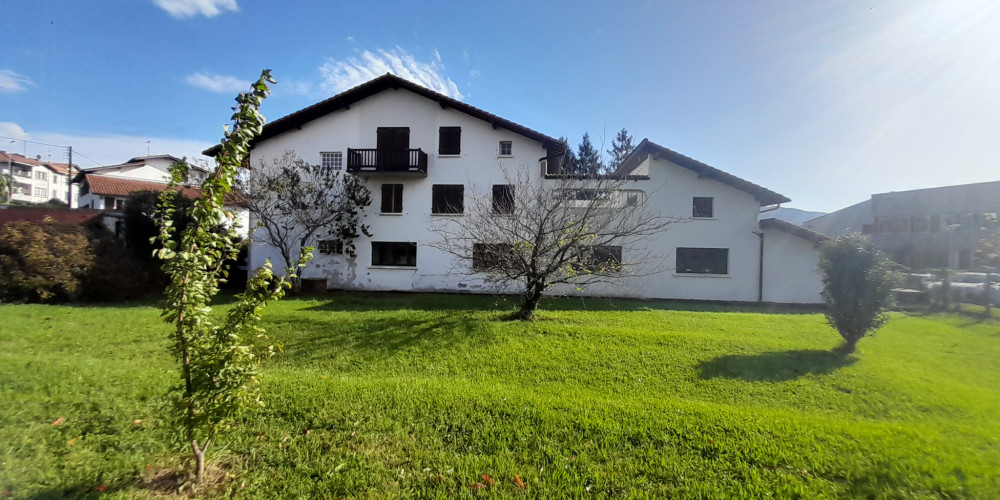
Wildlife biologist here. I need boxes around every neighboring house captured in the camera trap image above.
[72,155,208,210]
[70,157,242,238]
[1,152,76,205]
[805,181,1000,270]
[207,74,826,304]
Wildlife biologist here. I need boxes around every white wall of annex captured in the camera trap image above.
[762,229,824,304]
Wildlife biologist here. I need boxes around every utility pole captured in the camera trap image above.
[67,146,74,209]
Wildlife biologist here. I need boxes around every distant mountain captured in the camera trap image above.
[761,207,825,226]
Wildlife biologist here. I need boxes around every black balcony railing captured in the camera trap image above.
[347,148,428,176]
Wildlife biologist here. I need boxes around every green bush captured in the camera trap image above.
[818,233,895,352]
[0,219,96,302]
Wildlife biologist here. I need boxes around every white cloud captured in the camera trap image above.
[318,47,463,99]
[0,122,30,140]
[185,72,250,93]
[153,0,238,18]
[470,69,481,78]
[2,123,212,167]
[0,70,35,93]
[346,36,355,43]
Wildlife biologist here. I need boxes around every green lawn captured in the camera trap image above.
[1,293,999,499]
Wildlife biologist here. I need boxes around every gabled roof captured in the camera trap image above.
[614,139,790,206]
[0,151,75,175]
[760,217,828,244]
[79,173,244,206]
[203,73,565,157]
[127,154,183,164]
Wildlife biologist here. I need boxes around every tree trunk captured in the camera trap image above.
[517,282,544,321]
[191,439,208,483]
[193,442,205,483]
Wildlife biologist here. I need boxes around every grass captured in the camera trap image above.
[2,292,999,498]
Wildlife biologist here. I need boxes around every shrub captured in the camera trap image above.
[0,219,96,302]
[818,233,895,353]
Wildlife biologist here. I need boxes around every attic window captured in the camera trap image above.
[692,197,713,218]
[499,141,512,156]
[439,127,461,155]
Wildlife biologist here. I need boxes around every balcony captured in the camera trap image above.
[347,148,428,177]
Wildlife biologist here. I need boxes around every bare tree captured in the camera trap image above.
[430,170,680,320]
[238,151,372,290]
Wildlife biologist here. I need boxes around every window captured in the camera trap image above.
[318,239,344,255]
[473,243,514,270]
[439,126,461,155]
[499,141,512,156]
[692,197,714,218]
[676,247,729,274]
[35,187,47,197]
[432,184,464,214]
[35,171,47,181]
[104,196,115,208]
[579,245,623,272]
[372,241,417,267]
[381,184,403,213]
[321,152,343,171]
[115,199,125,210]
[492,184,515,214]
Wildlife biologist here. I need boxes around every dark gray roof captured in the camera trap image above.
[204,73,565,157]
[614,139,790,206]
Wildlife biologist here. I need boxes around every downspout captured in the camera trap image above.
[755,230,764,304]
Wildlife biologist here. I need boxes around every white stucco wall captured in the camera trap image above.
[243,86,821,303]
[247,88,549,292]
[615,154,765,302]
[761,228,824,304]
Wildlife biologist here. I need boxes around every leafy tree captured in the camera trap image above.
[124,190,195,265]
[818,233,895,353]
[238,151,372,291]
[155,70,305,483]
[430,171,677,320]
[575,132,604,176]
[0,174,8,201]
[606,128,635,172]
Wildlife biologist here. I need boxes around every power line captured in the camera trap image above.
[0,135,102,167]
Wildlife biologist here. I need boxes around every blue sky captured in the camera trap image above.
[2,0,998,212]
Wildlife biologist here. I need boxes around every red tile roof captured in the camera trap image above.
[81,174,245,206]
[0,207,104,226]
[0,151,75,175]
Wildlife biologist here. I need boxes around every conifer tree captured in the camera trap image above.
[606,128,635,172]
[576,132,603,176]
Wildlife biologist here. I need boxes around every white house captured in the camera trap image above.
[209,74,826,304]
[70,155,244,237]
[1,152,75,205]
[73,155,208,210]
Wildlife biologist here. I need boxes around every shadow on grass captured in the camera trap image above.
[276,310,499,364]
[697,349,857,382]
[287,290,824,315]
